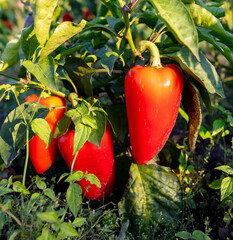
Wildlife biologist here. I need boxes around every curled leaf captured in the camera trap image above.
[183,80,202,152]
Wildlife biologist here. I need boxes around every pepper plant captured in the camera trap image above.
[0,0,232,239]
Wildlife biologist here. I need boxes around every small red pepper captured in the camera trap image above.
[24,94,67,174]
[58,122,115,200]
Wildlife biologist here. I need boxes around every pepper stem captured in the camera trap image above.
[137,40,162,68]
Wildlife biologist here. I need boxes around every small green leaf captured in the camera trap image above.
[88,102,107,147]
[57,173,70,183]
[53,115,71,138]
[31,118,52,148]
[192,230,211,240]
[0,188,14,197]
[73,123,91,154]
[44,188,57,201]
[106,104,128,143]
[23,57,58,91]
[36,179,47,190]
[66,183,82,217]
[175,231,192,239]
[40,20,86,59]
[215,165,233,175]
[60,222,78,237]
[65,171,84,183]
[64,57,94,97]
[37,212,60,224]
[85,174,101,188]
[209,179,222,190]
[199,126,212,140]
[0,32,20,70]
[212,119,225,136]
[101,51,119,75]
[13,181,30,195]
[36,228,56,240]
[34,0,58,46]
[72,217,86,227]
[21,24,39,60]
[220,177,233,201]
[82,114,97,129]
[65,109,82,126]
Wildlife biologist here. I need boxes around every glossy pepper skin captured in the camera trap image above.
[24,94,67,174]
[58,122,115,200]
[125,64,184,165]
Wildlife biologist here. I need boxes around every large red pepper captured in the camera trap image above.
[124,64,184,165]
[24,94,67,174]
[58,122,115,200]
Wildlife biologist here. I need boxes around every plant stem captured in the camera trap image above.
[70,152,79,175]
[137,40,162,68]
[12,88,27,125]
[23,126,30,187]
[0,203,22,227]
[117,0,139,62]
[0,71,66,98]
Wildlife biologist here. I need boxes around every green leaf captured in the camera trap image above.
[20,24,40,60]
[31,118,52,148]
[106,104,128,143]
[212,119,225,136]
[57,173,70,183]
[37,212,60,224]
[101,51,119,75]
[23,57,57,91]
[85,174,101,188]
[13,181,30,195]
[36,228,56,240]
[82,114,97,129]
[0,188,14,197]
[199,126,212,140]
[175,231,192,239]
[64,57,94,97]
[118,164,183,238]
[36,179,47,190]
[53,115,71,138]
[40,20,86,59]
[149,0,199,60]
[66,183,82,217]
[65,171,84,183]
[198,28,233,66]
[72,217,86,227]
[215,165,233,175]
[44,188,57,201]
[166,47,224,97]
[220,177,233,201]
[0,33,20,71]
[0,84,11,102]
[0,102,49,166]
[208,179,222,190]
[192,230,211,240]
[88,102,107,147]
[186,3,233,48]
[65,109,82,126]
[60,222,79,237]
[73,123,91,154]
[34,0,58,46]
